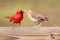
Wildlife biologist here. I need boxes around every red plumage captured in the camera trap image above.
[4,9,24,25]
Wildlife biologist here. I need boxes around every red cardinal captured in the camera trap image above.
[4,9,24,26]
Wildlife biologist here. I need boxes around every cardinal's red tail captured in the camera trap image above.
[4,16,11,19]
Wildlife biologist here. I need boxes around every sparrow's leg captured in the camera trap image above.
[33,21,42,31]
[35,19,42,26]
[32,19,42,31]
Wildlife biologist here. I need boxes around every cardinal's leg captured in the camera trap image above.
[12,23,16,31]
[18,23,21,27]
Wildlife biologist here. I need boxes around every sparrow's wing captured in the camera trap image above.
[31,11,45,19]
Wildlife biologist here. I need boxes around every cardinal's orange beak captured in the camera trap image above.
[23,9,26,13]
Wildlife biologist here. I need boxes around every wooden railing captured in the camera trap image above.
[0,27,60,40]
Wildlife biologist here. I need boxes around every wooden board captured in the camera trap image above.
[0,27,60,40]
[0,27,60,35]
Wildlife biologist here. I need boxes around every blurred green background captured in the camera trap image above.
[0,0,60,27]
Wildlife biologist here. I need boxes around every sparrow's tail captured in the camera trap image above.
[45,17,58,27]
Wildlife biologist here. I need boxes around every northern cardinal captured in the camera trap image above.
[4,9,24,26]
[24,9,48,26]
